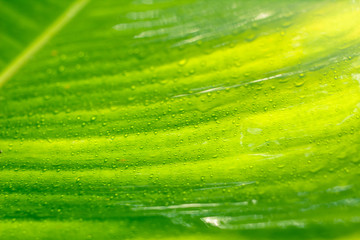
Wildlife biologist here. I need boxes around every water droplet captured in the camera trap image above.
[178,59,187,66]
[295,80,305,87]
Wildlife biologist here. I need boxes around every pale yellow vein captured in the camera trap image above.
[0,0,90,87]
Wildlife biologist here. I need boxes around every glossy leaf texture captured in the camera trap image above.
[1,0,360,239]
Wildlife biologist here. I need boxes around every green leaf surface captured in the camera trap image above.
[1,0,360,239]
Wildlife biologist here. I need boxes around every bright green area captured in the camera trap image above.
[1,0,360,239]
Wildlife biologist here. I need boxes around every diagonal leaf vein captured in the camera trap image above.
[0,0,90,87]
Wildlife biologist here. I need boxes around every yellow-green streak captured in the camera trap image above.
[0,0,89,87]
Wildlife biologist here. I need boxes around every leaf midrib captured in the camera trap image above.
[0,0,90,88]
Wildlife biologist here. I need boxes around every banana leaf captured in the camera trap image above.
[1,0,360,239]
